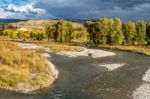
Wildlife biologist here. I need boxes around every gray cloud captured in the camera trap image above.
[1,0,150,21]
[31,0,150,21]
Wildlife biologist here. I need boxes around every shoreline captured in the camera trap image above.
[100,45,150,56]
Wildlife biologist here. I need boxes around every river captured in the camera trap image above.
[0,48,150,99]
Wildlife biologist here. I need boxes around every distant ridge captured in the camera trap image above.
[0,18,99,23]
[0,19,28,23]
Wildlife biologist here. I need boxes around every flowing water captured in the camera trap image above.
[0,48,150,99]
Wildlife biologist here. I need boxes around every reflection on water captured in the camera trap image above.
[0,48,150,99]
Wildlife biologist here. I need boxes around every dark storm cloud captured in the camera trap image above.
[1,0,150,21]
[33,0,150,21]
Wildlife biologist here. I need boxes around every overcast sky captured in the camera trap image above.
[0,0,150,21]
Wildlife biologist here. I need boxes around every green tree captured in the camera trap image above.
[67,22,74,42]
[135,21,146,45]
[36,32,46,40]
[84,21,96,44]
[55,20,74,42]
[110,18,124,45]
[95,17,113,45]
[55,20,67,42]
[124,22,137,45]
[22,31,30,41]
[3,29,17,39]
[10,31,17,39]
[45,24,56,41]
[146,24,150,45]
[71,31,89,43]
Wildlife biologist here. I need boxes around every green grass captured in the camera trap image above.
[101,45,150,56]
[0,41,52,90]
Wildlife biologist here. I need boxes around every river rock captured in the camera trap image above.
[142,69,150,82]
[98,63,125,71]
[132,84,150,99]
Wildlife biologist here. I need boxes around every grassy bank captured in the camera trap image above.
[101,45,150,56]
[0,41,55,93]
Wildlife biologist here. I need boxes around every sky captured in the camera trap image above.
[0,0,150,21]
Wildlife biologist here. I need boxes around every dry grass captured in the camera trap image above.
[40,42,81,52]
[0,41,52,89]
[15,40,82,52]
[101,45,150,56]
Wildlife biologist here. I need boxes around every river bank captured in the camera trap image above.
[11,43,59,94]
[100,45,150,56]
[0,41,59,94]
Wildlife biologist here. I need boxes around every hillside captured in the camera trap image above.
[0,19,27,23]
[11,20,85,31]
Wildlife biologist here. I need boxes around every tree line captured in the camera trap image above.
[84,17,150,45]
[1,29,46,41]
[0,18,150,46]
[0,20,88,43]
[45,20,88,43]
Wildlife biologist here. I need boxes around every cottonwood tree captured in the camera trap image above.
[124,22,137,45]
[84,21,96,44]
[111,18,124,45]
[146,24,150,45]
[135,21,146,45]
[45,24,56,41]
[45,20,74,43]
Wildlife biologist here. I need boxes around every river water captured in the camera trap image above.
[0,48,150,99]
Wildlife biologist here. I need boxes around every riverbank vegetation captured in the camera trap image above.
[84,18,149,45]
[0,41,54,93]
[0,18,150,56]
[83,18,150,56]
[101,45,150,56]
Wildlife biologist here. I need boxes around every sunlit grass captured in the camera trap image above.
[41,43,81,52]
[0,41,52,90]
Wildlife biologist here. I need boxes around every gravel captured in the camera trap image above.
[58,47,116,58]
[133,69,150,99]
[98,63,125,71]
